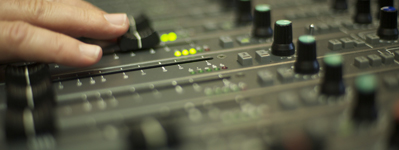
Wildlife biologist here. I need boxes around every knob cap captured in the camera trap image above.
[118,28,160,51]
[377,6,398,40]
[5,63,51,86]
[332,0,348,11]
[294,35,320,74]
[252,4,273,38]
[352,74,378,123]
[354,0,372,24]
[271,20,294,56]
[377,0,394,19]
[5,104,55,140]
[320,53,345,96]
[235,0,253,25]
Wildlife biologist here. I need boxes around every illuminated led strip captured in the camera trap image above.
[23,108,36,136]
[129,15,143,49]
[25,66,34,108]
[141,118,167,148]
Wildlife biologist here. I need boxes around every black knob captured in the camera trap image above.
[377,6,398,40]
[271,20,294,56]
[332,0,348,11]
[320,53,345,96]
[5,63,50,86]
[6,79,55,109]
[235,0,253,25]
[352,74,378,123]
[294,35,320,74]
[354,0,372,24]
[5,104,55,140]
[128,118,180,150]
[118,28,160,51]
[252,4,273,38]
[377,0,394,19]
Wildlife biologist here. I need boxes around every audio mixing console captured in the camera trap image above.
[1,0,399,149]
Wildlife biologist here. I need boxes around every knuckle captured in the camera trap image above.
[6,21,32,48]
[26,0,48,20]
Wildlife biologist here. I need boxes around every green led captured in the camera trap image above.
[161,34,169,42]
[190,71,196,75]
[299,35,315,43]
[324,53,343,67]
[214,68,220,71]
[198,70,204,73]
[355,74,377,93]
[189,48,197,55]
[174,51,182,57]
[215,88,223,94]
[276,20,291,26]
[182,49,189,56]
[168,32,177,41]
[256,4,270,12]
[206,68,212,72]
[197,49,204,52]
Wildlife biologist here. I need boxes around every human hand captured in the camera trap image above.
[0,0,129,67]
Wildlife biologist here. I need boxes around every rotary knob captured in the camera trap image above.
[294,35,320,74]
[354,0,372,24]
[235,0,253,25]
[352,74,378,123]
[271,20,294,56]
[252,4,273,38]
[377,6,398,40]
[332,0,348,11]
[320,53,345,96]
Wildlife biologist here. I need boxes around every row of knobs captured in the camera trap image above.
[4,63,56,140]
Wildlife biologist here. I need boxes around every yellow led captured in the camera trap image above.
[174,51,182,57]
[168,32,177,41]
[161,34,169,42]
[189,48,197,55]
[182,49,189,56]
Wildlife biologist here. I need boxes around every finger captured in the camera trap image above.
[0,21,102,67]
[0,0,129,39]
[49,0,105,12]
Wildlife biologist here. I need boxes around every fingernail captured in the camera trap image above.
[79,44,101,60]
[104,13,127,27]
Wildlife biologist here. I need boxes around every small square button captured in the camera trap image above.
[354,39,366,48]
[257,70,274,85]
[340,38,354,49]
[367,54,382,67]
[328,39,343,51]
[277,68,294,83]
[354,56,369,69]
[237,52,253,66]
[219,36,233,48]
[279,92,300,110]
[366,34,380,45]
[203,23,218,31]
[383,75,399,89]
[318,24,330,33]
[380,52,395,65]
[395,50,399,61]
[255,50,271,63]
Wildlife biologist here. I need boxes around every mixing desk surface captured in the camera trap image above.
[1,0,399,149]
